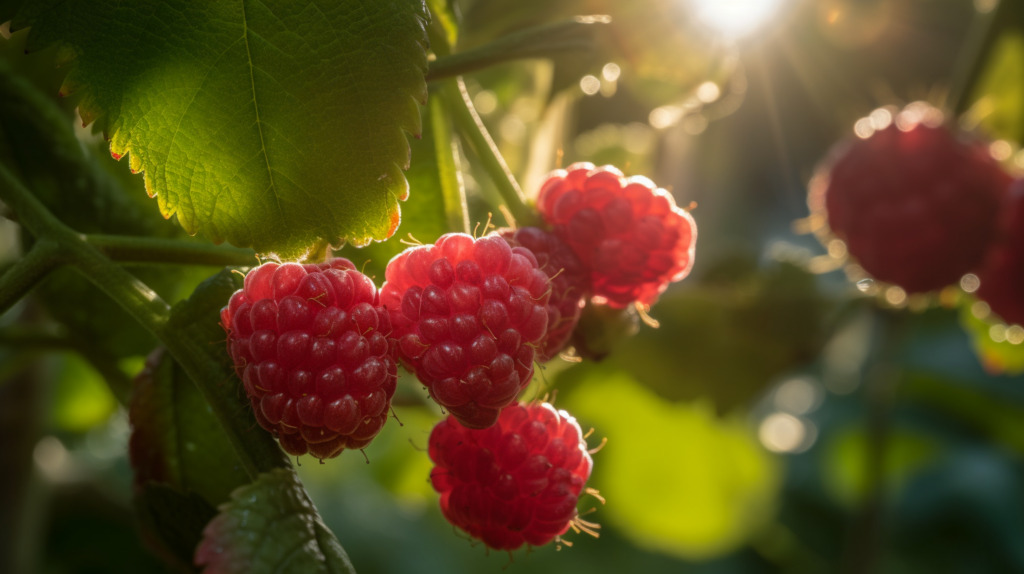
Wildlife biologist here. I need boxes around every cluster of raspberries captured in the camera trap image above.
[220,164,696,549]
[809,104,1023,326]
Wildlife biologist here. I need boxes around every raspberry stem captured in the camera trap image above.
[425,17,611,82]
[429,95,471,234]
[0,163,288,479]
[86,234,257,266]
[444,77,541,228]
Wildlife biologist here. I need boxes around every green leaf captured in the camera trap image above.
[195,468,354,574]
[0,59,190,361]
[134,485,218,572]
[129,347,251,506]
[8,0,429,257]
[165,267,291,475]
[959,296,1024,375]
[50,353,117,432]
[337,90,461,280]
[970,30,1024,143]
[581,260,831,411]
[563,370,780,560]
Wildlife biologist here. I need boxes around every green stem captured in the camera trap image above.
[444,77,540,227]
[949,1,1007,116]
[429,94,470,234]
[426,16,610,82]
[0,163,284,479]
[87,234,257,266]
[0,240,64,316]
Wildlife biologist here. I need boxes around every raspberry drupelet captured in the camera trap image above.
[497,226,589,362]
[380,233,551,429]
[428,402,596,550]
[536,162,697,308]
[221,258,398,460]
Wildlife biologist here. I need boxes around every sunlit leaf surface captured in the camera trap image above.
[6,0,429,257]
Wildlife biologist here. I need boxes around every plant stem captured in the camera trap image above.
[444,77,539,227]
[429,95,470,234]
[841,308,907,574]
[87,234,257,266]
[0,240,63,316]
[426,16,610,82]
[0,163,284,478]
[948,0,1007,116]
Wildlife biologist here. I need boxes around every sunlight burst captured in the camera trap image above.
[691,0,785,37]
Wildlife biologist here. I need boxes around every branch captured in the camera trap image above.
[426,16,611,82]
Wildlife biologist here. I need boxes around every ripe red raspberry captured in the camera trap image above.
[809,114,1010,293]
[536,162,697,308]
[380,233,550,429]
[428,402,595,550]
[220,259,397,460]
[976,180,1024,326]
[497,227,589,362]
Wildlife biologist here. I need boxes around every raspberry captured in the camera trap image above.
[428,402,595,550]
[976,180,1024,326]
[808,112,1010,293]
[536,162,697,308]
[380,233,551,429]
[220,258,398,460]
[497,227,589,362]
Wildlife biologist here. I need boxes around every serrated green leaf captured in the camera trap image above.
[0,59,189,360]
[337,90,460,280]
[129,347,251,506]
[195,468,354,574]
[9,0,429,257]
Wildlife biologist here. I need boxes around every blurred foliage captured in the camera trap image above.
[6,0,1024,573]
[564,370,779,560]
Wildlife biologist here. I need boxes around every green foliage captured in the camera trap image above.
[564,370,780,560]
[5,0,429,257]
[129,348,250,506]
[195,468,354,574]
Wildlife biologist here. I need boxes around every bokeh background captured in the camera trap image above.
[5,0,1024,572]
